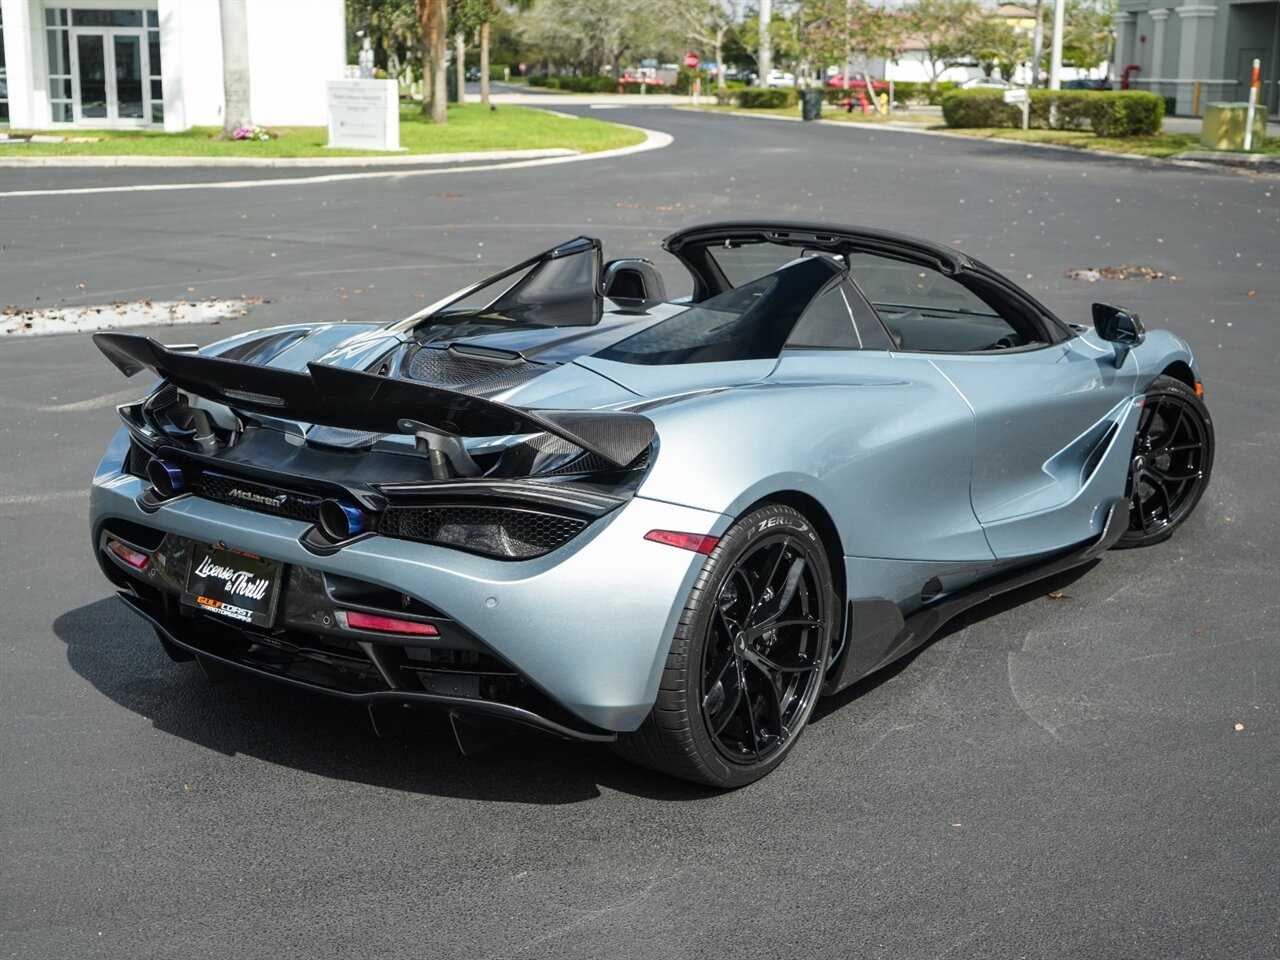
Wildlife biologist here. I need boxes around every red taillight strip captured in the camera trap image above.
[341,610,439,636]
[644,530,720,555]
[106,538,150,571]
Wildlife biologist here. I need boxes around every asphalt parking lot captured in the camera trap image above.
[2,107,1277,960]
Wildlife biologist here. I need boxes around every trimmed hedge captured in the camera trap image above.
[526,74,671,94]
[738,88,797,109]
[941,89,1164,136]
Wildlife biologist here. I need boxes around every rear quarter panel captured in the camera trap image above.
[633,350,994,565]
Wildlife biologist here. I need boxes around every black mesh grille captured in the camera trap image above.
[379,505,588,559]
[192,473,324,525]
[125,440,152,478]
[408,348,546,397]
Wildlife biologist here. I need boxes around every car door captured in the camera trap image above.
[929,341,1139,558]
[846,251,1139,560]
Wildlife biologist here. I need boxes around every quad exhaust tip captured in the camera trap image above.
[319,498,367,540]
[146,458,186,499]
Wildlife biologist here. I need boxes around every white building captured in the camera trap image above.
[0,0,345,131]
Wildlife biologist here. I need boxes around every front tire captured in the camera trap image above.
[1116,374,1214,548]
[613,504,836,788]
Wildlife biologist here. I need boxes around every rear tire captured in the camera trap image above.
[1115,375,1214,549]
[613,504,836,788]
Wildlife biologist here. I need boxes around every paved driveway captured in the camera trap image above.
[2,106,1276,960]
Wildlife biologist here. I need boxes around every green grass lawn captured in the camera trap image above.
[938,127,1280,158]
[0,103,645,158]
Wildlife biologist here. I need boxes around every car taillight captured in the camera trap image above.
[341,610,438,636]
[644,530,720,555]
[106,539,150,570]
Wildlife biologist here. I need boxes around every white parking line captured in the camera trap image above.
[0,127,672,199]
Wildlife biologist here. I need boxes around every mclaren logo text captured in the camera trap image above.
[227,487,289,509]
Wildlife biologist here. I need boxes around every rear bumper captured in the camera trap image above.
[92,430,727,733]
[116,591,616,742]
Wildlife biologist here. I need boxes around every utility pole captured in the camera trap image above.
[758,0,773,83]
[1030,0,1045,87]
[1048,0,1065,90]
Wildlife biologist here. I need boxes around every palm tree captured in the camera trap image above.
[219,0,252,137]
[418,0,448,122]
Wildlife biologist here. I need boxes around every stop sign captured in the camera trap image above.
[685,52,699,69]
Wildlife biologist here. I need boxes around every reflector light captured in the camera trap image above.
[1195,382,1204,398]
[107,539,150,570]
[644,530,720,555]
[343,610,438,636]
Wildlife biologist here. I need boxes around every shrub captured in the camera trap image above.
[941,89,1164,136]
[738,88,798,109]
[941,89,1023,127]
[1092,91,1165,136]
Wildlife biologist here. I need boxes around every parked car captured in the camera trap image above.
[465,66,481,83]
[961,76,1013,89]
[764,70,796,88]
[621,71,664,86]
[826,71,888,92]
[90,222,1213,788]
[1063,78,1113,90]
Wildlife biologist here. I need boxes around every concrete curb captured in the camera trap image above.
[0,123,673,198]
[810,117,1280,176]
[0,147,575,169]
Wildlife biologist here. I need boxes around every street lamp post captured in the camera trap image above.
[1048,0,1065,90]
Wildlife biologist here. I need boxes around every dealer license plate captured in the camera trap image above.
[184,544,282,629]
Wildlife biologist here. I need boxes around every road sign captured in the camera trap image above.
[685,53,699,69]
[1002,88,1029,104]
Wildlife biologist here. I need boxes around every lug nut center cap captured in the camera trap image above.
[734,632,747,654]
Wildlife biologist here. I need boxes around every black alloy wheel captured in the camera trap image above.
[613,504,836,788]
[1117,374,1214,548]
[700,535,827,765]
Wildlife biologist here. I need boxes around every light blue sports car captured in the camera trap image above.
[90,222,1214,787]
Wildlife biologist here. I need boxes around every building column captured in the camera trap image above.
[1114,12,1136,80]
[1149,8,1171,94]
[0,0,37,126]
[1173,4,1217,115]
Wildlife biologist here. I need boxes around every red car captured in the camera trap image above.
[827,71,888,91]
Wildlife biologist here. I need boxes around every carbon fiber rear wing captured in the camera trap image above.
[94,333,654,469]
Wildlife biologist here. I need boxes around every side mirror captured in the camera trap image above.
[1092,303,1145,367]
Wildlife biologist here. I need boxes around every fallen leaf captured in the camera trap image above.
[1048,590,1064,600]
[1234,723,1244,732]
[1247,290,1257,297]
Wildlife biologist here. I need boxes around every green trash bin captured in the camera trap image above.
[801,88,824,121]
[446,67,459,104]
[1200,102,1267,151]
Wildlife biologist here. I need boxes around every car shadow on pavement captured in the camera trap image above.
[811,562,1098,723]
[53,596,721,805]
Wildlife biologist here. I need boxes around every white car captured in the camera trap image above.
[961,76,1013,89]
[764,70,796,88]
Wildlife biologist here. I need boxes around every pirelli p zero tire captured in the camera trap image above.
[1116,375,1215,549]
[613,504,836,789]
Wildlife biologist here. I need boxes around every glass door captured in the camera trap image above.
[112,34,145,120]
[75,34,108,120]
[71,28,150,125]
